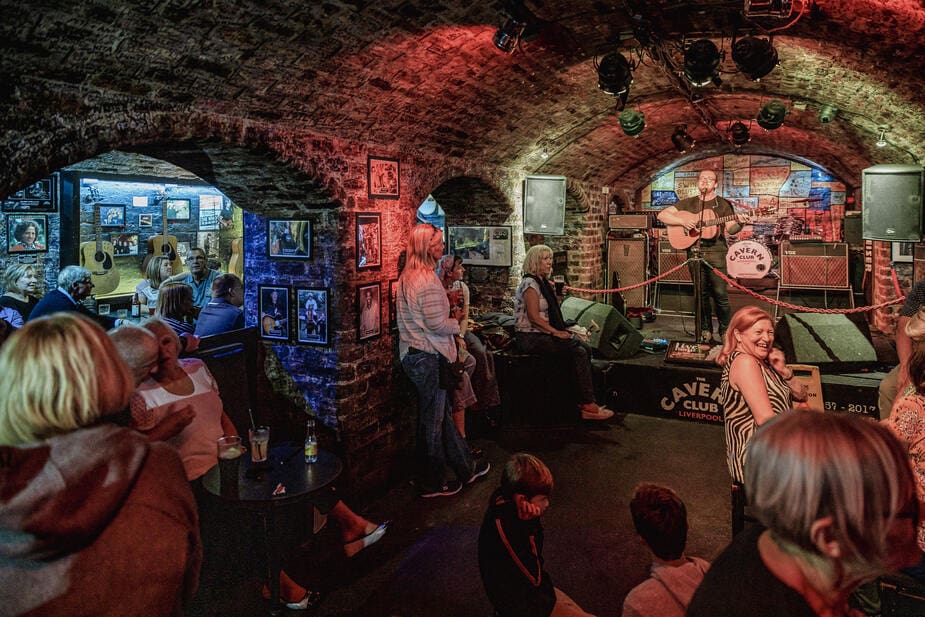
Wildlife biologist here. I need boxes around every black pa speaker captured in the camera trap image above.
[524,175,566,235]
[862,164,924,241]
[774,313,876,374]
[560,297,642,359]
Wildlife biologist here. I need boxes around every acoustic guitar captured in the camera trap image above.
[79,204,120,295]
[228,238,243,277]
[262,316,288,335]
[666,206,765,250]
[142,197,182,275]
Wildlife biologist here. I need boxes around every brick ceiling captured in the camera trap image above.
[1,0,924,195]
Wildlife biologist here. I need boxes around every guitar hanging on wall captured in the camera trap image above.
[142,196,182,275]
[79,204,120,295]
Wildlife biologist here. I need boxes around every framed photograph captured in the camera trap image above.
[357,282,381,341]
[197,231,220,260]
[138,214,153,227]
[388,279,399,330]
[165,198,191,221]
[356,213,382,269]
[368,156,400,199]
[6,214,48,254]
[893,242,915,263]
[199,195,222,230]
[296,287,329,345]
[259,285,290,341]
[176,241,190,261]
[2,176,57,213]
[99,204,125,227]
[111,232,139,256]
[447,225,513,267]
[268,219,312,259]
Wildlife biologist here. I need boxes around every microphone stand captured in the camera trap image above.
[692,191,707,342]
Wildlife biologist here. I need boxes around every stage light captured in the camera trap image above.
[744,0,794,18]
[730,121,751,146]
[684,39,722,87]
[876,127,888,148]
[732,36,778,81]
[619,109,646,137]
[756,100,787,130]
[596,52,633,96]
[818,104,838,124]
[493,17,527,54]
[540,145,549,159]
[671,125,695,153]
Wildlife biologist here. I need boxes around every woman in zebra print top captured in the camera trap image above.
[715,306,807,484]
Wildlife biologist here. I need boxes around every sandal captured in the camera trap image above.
[261,585,323,610]
[343,520,391,558]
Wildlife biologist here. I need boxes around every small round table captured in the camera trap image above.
[201,443,342,616]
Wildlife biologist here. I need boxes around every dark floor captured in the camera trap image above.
[187,313,895,617]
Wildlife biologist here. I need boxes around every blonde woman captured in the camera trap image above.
[0,263,41,322]
[0,313,200,616]
[136,255,172,311]
[156,282,198,335]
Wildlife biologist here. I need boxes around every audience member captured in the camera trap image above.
[478,453,596,617]
[514,244,613,421]
[437,254,478,446]
[0,263,41,321]
[880,304,925,418]
[622,484,709,617]
[109,323,160,386]
[397,223,489,498]
[156,282,198,336]
[163,247,221,310]
[688,412,921,617]
[29,265,122,329]
[0,305,22,329]
[136,255,173,312]
[0,313,201,615]
[195,273,245,336]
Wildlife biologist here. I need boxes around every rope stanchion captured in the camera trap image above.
[564,260,692,295]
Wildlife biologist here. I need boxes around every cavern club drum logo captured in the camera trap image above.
[726,240,772,279]
[659,375,723,423]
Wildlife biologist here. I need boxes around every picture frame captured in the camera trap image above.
[447,225,513,267]
[357,282,381,341]
[2,176,57,213]
[892,242,915,263]
[259,285,290,341]
[197,231,220,260]
[368,155,400,199]
[388,279,399,330]
[111,233,140,256]
[296,287,329,345]
[99,204,126,228]
[198,195,222,230]
[165,198,191,221]
[356,213,382,269]
[268,219,312,259]
[6,214,48,254]
[138,214,153,227]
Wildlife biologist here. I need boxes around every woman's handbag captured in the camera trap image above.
[439,340,466,391]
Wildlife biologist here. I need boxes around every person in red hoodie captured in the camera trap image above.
[0,313,201,616]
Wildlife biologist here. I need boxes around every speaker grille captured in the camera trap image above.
[658,240,692,284]
[607,237,648,307]
[524,175,566,235]
[861,164,924,241]
[779,241,849,289]
[914,245,925,284]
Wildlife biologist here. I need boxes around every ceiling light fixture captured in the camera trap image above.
[540,145,549,159]
[732,36,778,81]
[619,109,646,137]
[876,127,888,148]
[671,125,696,153]
[684,39,722,87]
[595,52,634,111]
[729,121,751,146]
[818,104,838,123]
[493,17,527,54]
[744,0,794,18]
[756,100,788,130]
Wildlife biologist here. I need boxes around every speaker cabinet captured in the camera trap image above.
[779,241,849,289]
[524,175,566,235]
[658,240,692,284]
[914,246,925,284]
[843,211,863,248]
[607,237,648,307]
[560,297,643,360]
[774,313,876,374]
[862,164,924,241]
[609,214,649,229]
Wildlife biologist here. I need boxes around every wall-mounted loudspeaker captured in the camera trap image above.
[524,175,566,235]
[861,164,924,241]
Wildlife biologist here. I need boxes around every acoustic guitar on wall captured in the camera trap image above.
[142,197,182,275]
[79,204,120,295]
[228,237,243,277]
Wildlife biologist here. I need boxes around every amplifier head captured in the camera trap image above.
[609,214,649,230]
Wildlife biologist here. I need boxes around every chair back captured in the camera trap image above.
[190,327,259,436]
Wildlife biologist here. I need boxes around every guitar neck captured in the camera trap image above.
[94,205,103,251]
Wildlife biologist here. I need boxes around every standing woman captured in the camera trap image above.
[0,263,41,322]
[156,282,198,336]
[397,224,489,498]
[715,305,807,487]
[136,255,172,312]
[514,244,613,421]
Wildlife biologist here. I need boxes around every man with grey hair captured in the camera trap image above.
[29,265,123,329]
[109,325,160,387]
[163,247,222,310]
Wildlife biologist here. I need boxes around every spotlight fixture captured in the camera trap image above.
[493,17,527,54]
[619,109,646,137]
[540,145,549,159]
[756,100,787,130]
[596,52,633,96]
[684,39,722,87]
[876,127,888,148]
[729,121,751,146]
[818,104,838,124]
[745,0,794,18]
[671,125,696,153]
[732,36,778,81]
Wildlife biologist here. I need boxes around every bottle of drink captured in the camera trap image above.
[304,418,318,463]
[130,294,140,318]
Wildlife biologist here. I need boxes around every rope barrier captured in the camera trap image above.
[563,256,905,316]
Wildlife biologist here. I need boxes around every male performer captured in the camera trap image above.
[657,169,748,343]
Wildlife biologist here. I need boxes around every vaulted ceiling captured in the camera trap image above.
[1,0,924,196]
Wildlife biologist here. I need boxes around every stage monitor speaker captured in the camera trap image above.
[779,241,849,289]
[524,175,566,235]
[774,313,876,374]
[862,164,924,241]
[843,211,863,248]
[607,237,648,307]
[561,297,643,360]
[658,240,692,284]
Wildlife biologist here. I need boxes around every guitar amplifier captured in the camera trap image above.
[609,214,649,230]
[607,237,648,307]
[658,241,692,284]
[779,241,849,289]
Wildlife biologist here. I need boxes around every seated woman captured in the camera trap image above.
[0,313,200,616]
[437,254,478,445]
[688,412,921,616]
[513,244,612,421]
[155,282,198,336]
[0,263,41,322]
[136,255,172,313]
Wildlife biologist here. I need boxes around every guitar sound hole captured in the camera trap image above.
[94,251,105,263]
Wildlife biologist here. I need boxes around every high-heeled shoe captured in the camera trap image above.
[343,520,391,558]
